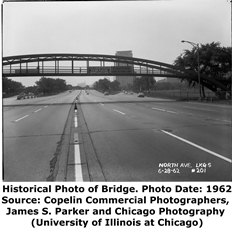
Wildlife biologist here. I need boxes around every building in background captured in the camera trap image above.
[114,50,135,89]
[156,77,180,83]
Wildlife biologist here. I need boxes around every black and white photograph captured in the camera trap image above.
[2,0,232,182]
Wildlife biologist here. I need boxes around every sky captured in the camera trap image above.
[2,0,231,86]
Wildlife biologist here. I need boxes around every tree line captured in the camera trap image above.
[3,77,68,97]
[93,78,120,92]
[3,77,24,97]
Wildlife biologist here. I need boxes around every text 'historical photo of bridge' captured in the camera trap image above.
[2,0,232,181]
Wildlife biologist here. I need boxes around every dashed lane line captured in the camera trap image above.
[14,115,29,122]
[34,108,42,113]
[161,130,232,163]
[113,109,126,115]
[14,105,50,122]
[74,115,78,128]
[73,126,83,181]
[166,110,178,114]
[221,119,231,124]
[152,107,178,114]
[74,144,83,181]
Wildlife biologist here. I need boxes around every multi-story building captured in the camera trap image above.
[114,50,135,89]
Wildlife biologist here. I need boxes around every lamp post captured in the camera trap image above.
[181,40,201,100]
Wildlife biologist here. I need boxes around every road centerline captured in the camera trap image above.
[161,130,232,163]
[73,129,83,181]
[74,116,78,128]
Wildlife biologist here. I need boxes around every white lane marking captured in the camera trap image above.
[221,119,231,123]
[14,115,29,122]
[161,130,232,163]
[34,108,42,113]
[44,105,48,108]
[152,107,177,114]
[74,132,83,181]
[100,103,104,106]
[113,109,126,115]
[74,144,83,181]
[74,116,78,128]
[166,110,178,114]
[152,107,165,112]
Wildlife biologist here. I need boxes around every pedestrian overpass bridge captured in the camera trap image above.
[2,53,227,92]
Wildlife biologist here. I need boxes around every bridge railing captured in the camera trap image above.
[2,65,175,77]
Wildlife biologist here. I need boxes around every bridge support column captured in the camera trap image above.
[57,60,59,74]
[87,60,89,74]
[37,60,40,74]
[55,59,59,74]
[42,61,44,74]
[72,59,74,74]
[55,59,56,74]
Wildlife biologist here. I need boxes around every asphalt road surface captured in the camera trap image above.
[3,90,232,181]
[3,90,79,181]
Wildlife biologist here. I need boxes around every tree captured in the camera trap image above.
[25,85,39,94]
[132,76,156,92]
[3,77,24,97]
[93,78,111,92]
[110,80,120,91]
[36,77,67,94]
[174,42,231,98]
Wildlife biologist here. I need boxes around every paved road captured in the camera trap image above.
[3,90,80,181]
[3,90,232,181]
[76,90,232,181]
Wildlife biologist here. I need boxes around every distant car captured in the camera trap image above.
[137,92,145,97]
[104,91,109,95]
[17,93,26,100]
